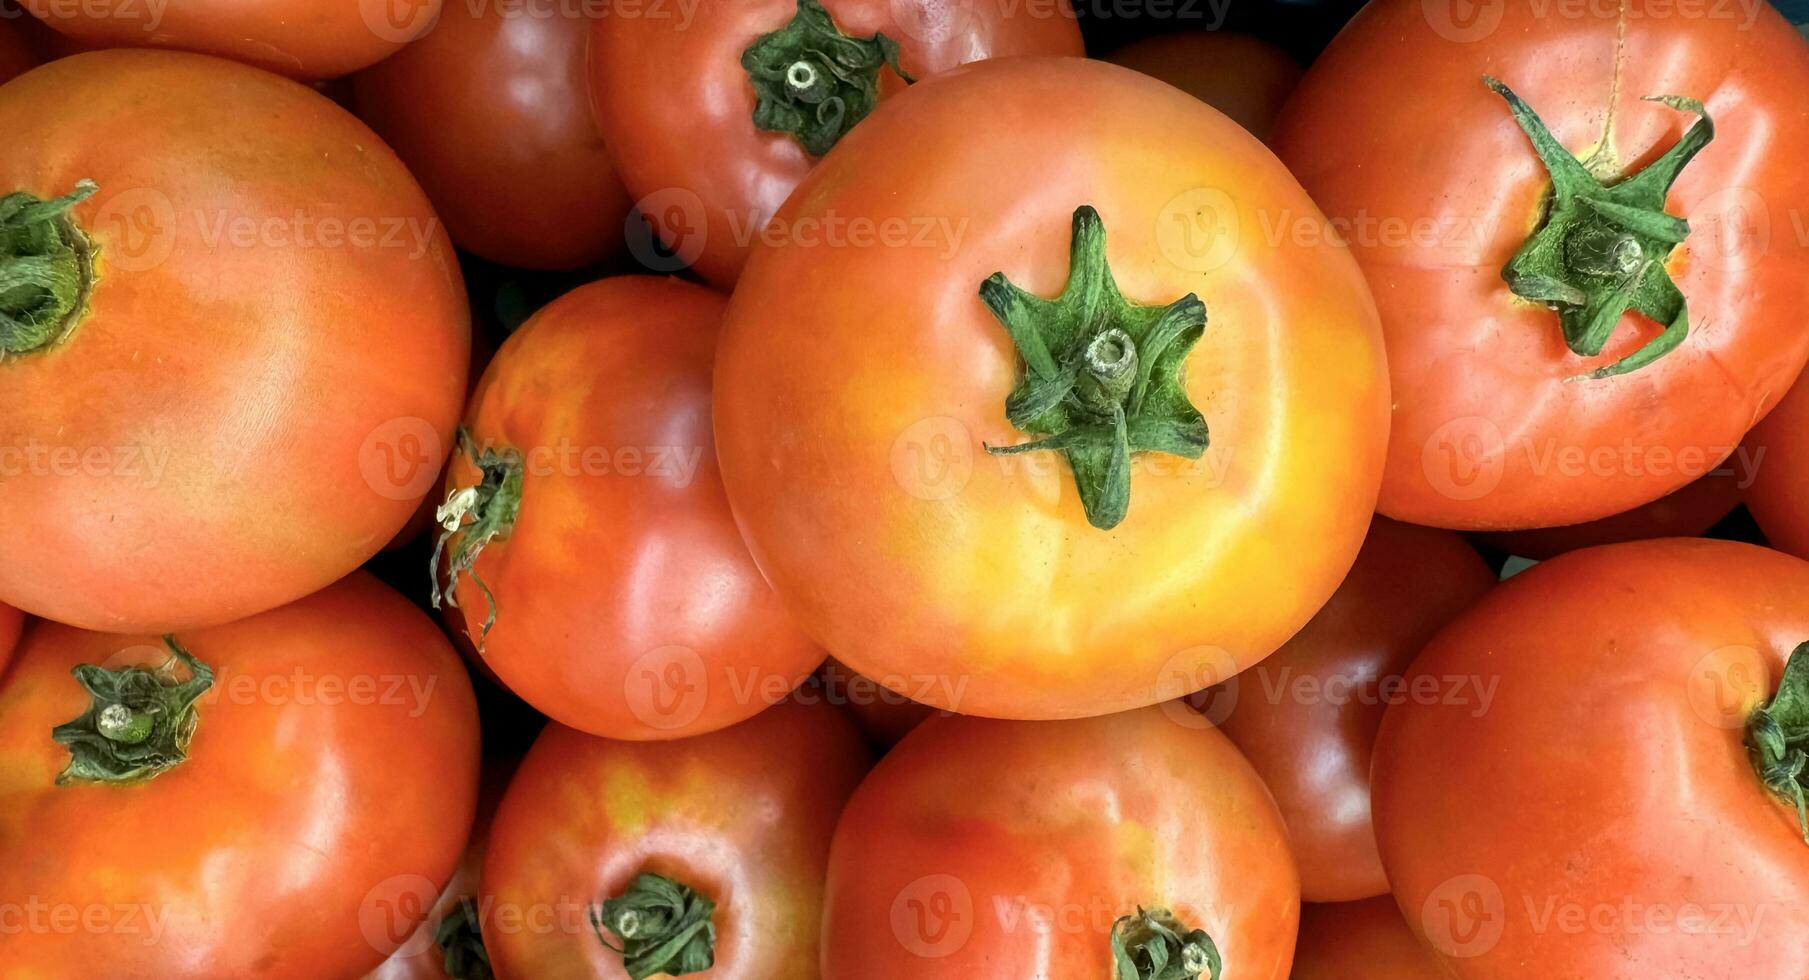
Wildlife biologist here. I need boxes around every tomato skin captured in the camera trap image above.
[0,572,482,979]
[19,0,437,79]
[1207,518,1494,902]
[351,2,631,270]
[442,276,822,740]
[481,699,870,979]
[1748,377,1809,559]
[714,57,1389,720]
[1373,539,1809,975]
[0,602,21,675]
[1102,32,1301,141]
[0,50,469,633]
[1292,898,1453,980]
[822,707,1299,978]
[1475,469,1744,560]
[1272,0,1809,531]
[588,0,1084,286]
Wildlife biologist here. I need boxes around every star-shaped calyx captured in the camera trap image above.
[1748,641,1809,846]
[52,636,215,785]
[982,206,1209,530]
[742,0,913,158]
[1488,76,1714,380]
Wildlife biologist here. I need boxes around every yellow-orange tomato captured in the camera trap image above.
[0,51,468,633]
[482,699,870,978]
[1103,32,1302,141]
[1292,898,1452,980]
[715,57,1389,720]
[823,707,1300,978]
[20,0,438,79]
[1749,376,1809,559]
[435,276,823,739]
[0,572,481,979]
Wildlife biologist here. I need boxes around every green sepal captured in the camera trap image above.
[982,206,1209,530]
[52,636,214,785]
[589,873,717,980]
[1488,77,1713,380]
[435,896,494,980]
[742,0,913,157]
[0,180,97,357]
[430,427,524,650]
[1748,642,1809,845]
[1111,907,1221,980]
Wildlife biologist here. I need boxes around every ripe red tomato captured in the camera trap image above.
[589,0,1084,286]
[1273,0,1809,530]
[434,276,822,740]
[1476,469,1744,560]
[1103,32,1302,141]
[823,707,1299,977]
[1373,539,1809,975]
[0,13,34,82]
[481,699,870,978]
[0,572,481,978]
[0,51,469,633]
[0,601,21,675]
[1292,898,1451,980]
[714,57,1389,720]
[351,2,631,270]
[1204,517,1494,902]
[1748,376,1809,559]
[19,0,438,79]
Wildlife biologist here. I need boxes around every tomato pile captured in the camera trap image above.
[1,1,1807,978]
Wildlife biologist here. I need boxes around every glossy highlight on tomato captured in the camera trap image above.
[1373,539,1809,975]
[1748,376,1809,559]
[0,50,469,633]
[481,698,870,979]
[1273,0,1809,530]
[715,57,1389,720]
[434,276,822,739]
[822,706,1299,978]
[20,0,439,79]
[352,0,631,269]
[0,572,481,979]
[589,0,1084,286]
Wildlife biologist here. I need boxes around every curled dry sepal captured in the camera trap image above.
[52,636,215,785]
[430,427,524,650]
[1111,907,1222,980]
[590,873,718,980]
[1488,75,1714,380]
[983,205,1210,530]
[1747,641,1809,844]
[742,0,913,158]
[435,896,494,980]
[0,180,97,357]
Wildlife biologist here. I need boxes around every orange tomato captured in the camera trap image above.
[715,57,1389,720]
[589,0,1084,286]
[1274,0,1809,530]
[1292,898,1453,980]
[822,707,1300,978]
[1374,539,1809,975]
[1103,32,1302,140]
[19,0,439,79]
[434,276,822,739]
[352,1,631,269]
[0,572,481,978]
[0,51,468,633]
[1749,376,1809,559]
[1206,518,1494,902]
[481,699,870,979]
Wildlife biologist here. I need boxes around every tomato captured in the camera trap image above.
[714,57,1389,720]
[19,0,438,79]
[1102,32,1302,141]
[817,657,937,748]
[1475,468,1744,560]
[1202,517,1494,902]
[1292,898,1451,980]
[0,601,21,675]
[589,0,1084,286]
[0,51,469,633]
[433,276,821,739]
[1272,0,1809,531]
[823,706,1299,977]
[1373,538,1809,975]
[481,698,869,979]
[0,571,481,978]
[351,2,631,270]
[1748,375,1809,559]
[0,12,34,83]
